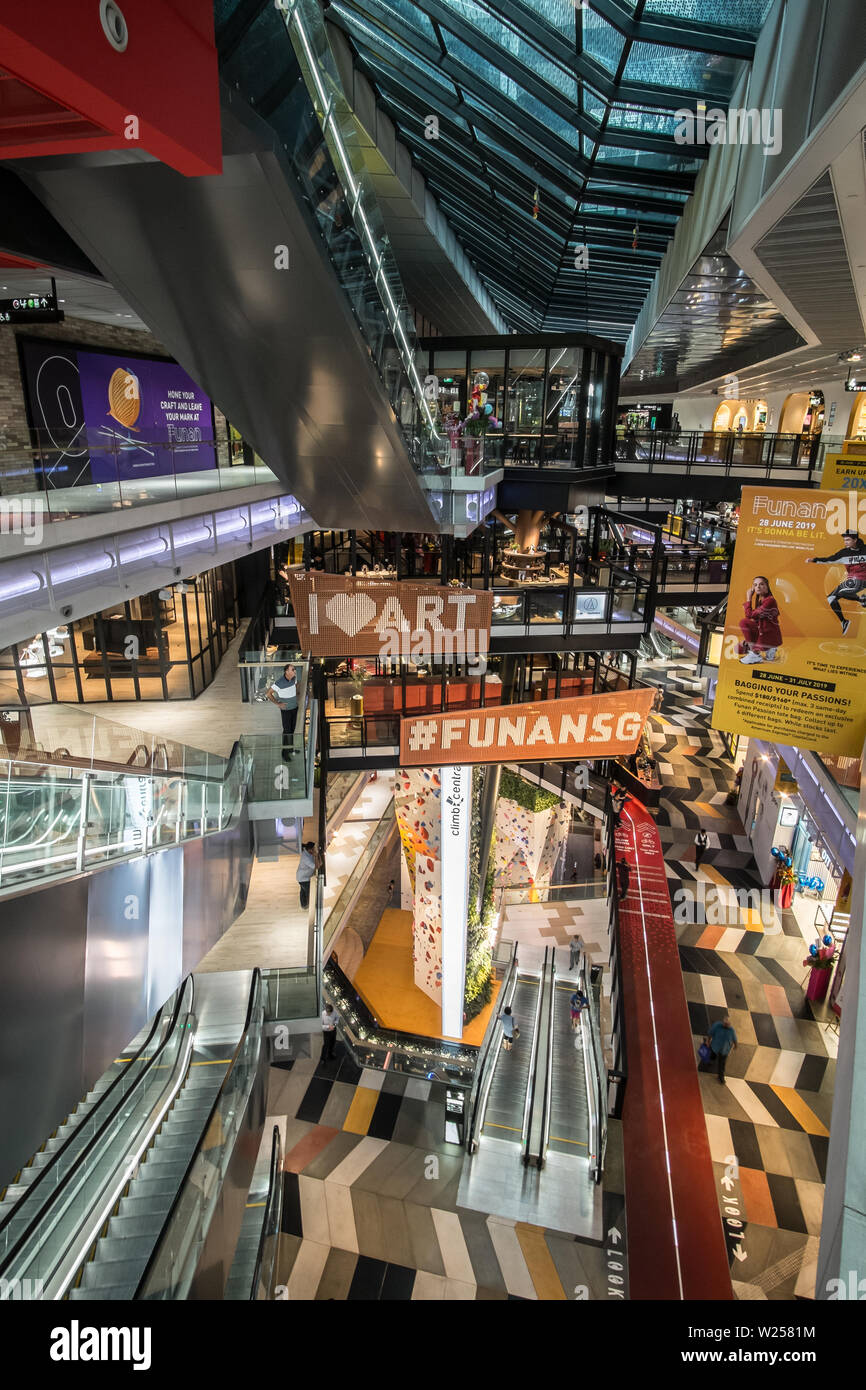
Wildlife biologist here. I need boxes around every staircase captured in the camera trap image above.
[67,1065,224,1300]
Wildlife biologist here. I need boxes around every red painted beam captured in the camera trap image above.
[0,252,45,270]
[0,2,221,176]
[616,798,732,1300]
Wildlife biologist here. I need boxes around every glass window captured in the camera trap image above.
[468,351,505,431]
[543,347,582,465]
[505,348,546,457]
[433,350,467,425]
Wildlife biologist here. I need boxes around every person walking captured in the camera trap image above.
[568,936,584,972]
[611,786,627,826]
[570,988,589,1032]
[321,1002,338,1061]
[296,840,316,910]
[617,856,630,902]
[267,663,299,752]
[703,1013,737,1085]
[694,828,709,868]
[499,1005,518,1052]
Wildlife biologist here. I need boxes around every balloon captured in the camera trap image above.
[809,944,818,957]
[822,934,833,946]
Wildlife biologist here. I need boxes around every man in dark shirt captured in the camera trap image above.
[703,1014,738,1085]
[617,856,630,902]
[806,530,866,635]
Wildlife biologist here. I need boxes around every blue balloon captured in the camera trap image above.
[823,934,833,947]
[809,944,818,957]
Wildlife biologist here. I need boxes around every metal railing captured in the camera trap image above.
[579,953,606,1184]
[613,429,838,477]
[0,433,280,526]
[322,959,477,1083]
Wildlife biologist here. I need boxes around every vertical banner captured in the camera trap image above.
[711,487,866,755]
[440,764,471,1038]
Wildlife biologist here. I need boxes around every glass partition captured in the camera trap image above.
[505,348,546,461]
[543,346,582,466]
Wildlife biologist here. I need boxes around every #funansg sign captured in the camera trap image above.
[400,689,656,768]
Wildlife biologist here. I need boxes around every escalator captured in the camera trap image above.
[14,0,443,531]
[547,977,590,1159]
[480,976,539,1150]
[649,628,674,659]
[0,970,266,1301]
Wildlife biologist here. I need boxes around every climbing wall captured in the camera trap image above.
[395,767,442,1003]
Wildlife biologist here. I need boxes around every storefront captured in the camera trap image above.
[0,562,239,703]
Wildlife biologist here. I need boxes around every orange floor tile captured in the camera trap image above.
[352,908,501,1043]
[738,1166,777,1227]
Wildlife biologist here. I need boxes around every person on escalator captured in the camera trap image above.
[570,988,589,1031]
[499,1005,518,1052]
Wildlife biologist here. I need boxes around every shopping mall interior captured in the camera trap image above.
[0,0,864,1347]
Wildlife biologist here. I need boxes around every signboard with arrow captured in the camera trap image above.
[0,294,63,324]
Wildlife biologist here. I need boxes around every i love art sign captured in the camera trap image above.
[400,688,656,767]
[287,573,493,657]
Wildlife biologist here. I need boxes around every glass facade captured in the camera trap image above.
[420,335,620,468]
[0,563,239,704]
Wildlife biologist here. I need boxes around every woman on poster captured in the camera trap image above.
[739,575,782,664]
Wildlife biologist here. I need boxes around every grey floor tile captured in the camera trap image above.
[405,1202,446,1276]
[350,1188,387,1263]
[315,1247,357,1300]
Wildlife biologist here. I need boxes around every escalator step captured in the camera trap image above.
[68,1286,127,1300]
[108,1214,167,1239]
[118,1195,174,1218]
[87,1235,154,1267]
[80,1257,148,1289]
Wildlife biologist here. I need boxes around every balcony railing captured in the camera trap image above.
[613,430,839,476]
[0,432,280,528]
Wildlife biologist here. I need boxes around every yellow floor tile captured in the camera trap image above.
[769,1086,830,1137]
[343,1085,379,1135]
[515,1224,567,1300]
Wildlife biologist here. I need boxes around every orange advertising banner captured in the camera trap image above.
[287,572,492,658]
[399,689,656,768]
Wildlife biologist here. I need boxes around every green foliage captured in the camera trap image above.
[464,769,495,1023]
[499,767,560,813]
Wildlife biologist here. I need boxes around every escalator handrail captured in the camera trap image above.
[578,956,602,1183]
[521,949,548,1164]
[466,943,519,1152]
[0,975,195,1281]
[250,1125,284,1301]
[0,991,174,1239]
[134,967,264,1298]
[537,954,557,1166]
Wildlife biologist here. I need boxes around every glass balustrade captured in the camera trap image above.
[0,709,251,895]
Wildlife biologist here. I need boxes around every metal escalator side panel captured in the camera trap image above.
[0,977,196,1301]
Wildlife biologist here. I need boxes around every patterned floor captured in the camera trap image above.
[268,1031,626,1300]
[644,667,838,1301]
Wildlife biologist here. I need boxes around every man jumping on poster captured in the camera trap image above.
[805,530,866,636]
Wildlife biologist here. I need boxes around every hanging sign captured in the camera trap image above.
[711,486,866,756]
[287,572,492,658]
[400,688,655,768]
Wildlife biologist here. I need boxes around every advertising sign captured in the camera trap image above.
[711,486,866,755]
[821,452,866,494]
[19,338,216,489]
[287,572,492,658]
[400,688,655,768]
[0,294,62,324]
[440,764,471,1037]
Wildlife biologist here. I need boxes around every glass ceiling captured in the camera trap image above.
[326,0,770,338]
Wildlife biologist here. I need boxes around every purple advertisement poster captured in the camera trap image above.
[77,351,216,482]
